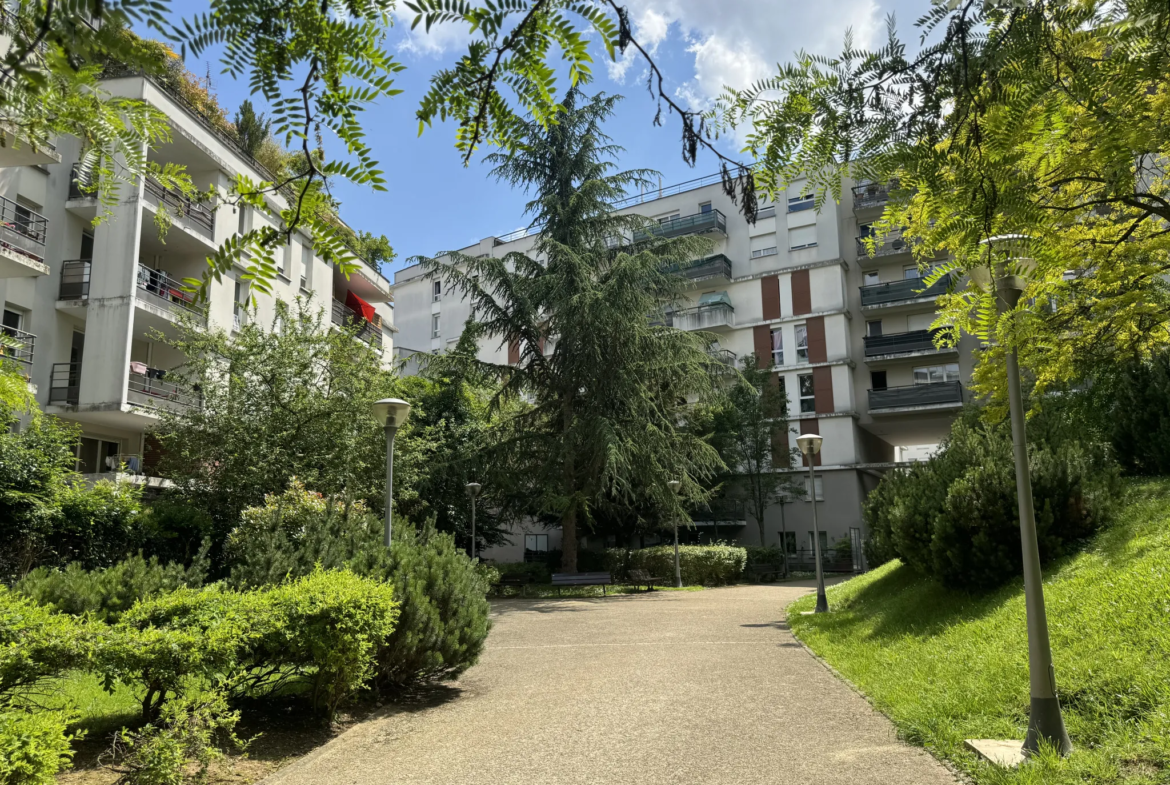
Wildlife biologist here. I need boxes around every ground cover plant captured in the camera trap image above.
[790,479,1170,785]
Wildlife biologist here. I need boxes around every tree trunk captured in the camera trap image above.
[779,502,789,578]
[561,505,578,573]
[756,514,767,551]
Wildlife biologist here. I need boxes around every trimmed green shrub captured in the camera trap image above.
[493,562,550,583]
[0,710,73,785]
[139,499,215,567]
[0,586,93,705]
[541,549,607,573]
[606,545,746,586]
[51,478,147,571]
[14,549,209,623]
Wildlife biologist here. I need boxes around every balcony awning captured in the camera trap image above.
[345,290,375,323]
[698,290,732,308]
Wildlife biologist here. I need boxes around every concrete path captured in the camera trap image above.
[264,583,957,785]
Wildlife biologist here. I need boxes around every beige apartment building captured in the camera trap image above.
[392,173,977,562]
[0,73,394,481]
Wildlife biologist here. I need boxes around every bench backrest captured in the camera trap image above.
[551,572,611,585]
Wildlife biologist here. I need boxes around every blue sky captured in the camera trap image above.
[146,0,923,277]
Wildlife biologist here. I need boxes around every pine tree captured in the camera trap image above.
[232,100,271,158]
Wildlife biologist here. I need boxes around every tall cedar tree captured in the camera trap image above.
[423,91,726,573]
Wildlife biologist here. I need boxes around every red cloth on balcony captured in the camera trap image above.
[345,290,375,323]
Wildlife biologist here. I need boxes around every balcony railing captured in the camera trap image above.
[857,228,911,259]
[0,193,47,263]
[852,180,895,211]
[635,209,727,241]
[127,370,201,412]
[49,362,81,405]
[860,274,951,307]
[331,299,382,350]
[864,329,947,358]
[59,259,91,300]
[869,381,963,411]
[69,163,96,200]
[137,265,207,324]
[660,253,733,282]
[708,348,737,368]
[0,325,35,365]
[143,176,215,238]
[668,302,735,331]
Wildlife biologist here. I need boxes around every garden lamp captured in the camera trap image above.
[465,481,482,560]
[667,480,682,588]
[796,433,828,613]
[371,398,411,548]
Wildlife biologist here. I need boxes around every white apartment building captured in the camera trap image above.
[0,73,395,480]
[392,173,978,560]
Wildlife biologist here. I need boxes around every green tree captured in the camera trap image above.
[422,90,726,572]
[232,99,270,158]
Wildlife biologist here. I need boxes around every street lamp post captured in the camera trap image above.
[371,398,411,548]
[667,480,682,588]
[972,236,1072,757]
[465,482,482,560]
[796,434,828,614]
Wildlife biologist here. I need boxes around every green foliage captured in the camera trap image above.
[232,99,270,158]
[791,479,1170,785]
[0,710,73,785]
[138,501,215,567]
[493,562,551,584]
[605,545,746,587]
[1095,351,1170,476]
[14,551,209,624]
[865,404,1122,589]
[50,478,147,571]
[0,587,93,707]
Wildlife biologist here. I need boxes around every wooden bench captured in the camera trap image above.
[627,569,666,591]
[551,572,613,596]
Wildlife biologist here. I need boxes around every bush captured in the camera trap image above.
[51,478,147,571]
[1101,351,1170,476]
[0,586,93,705]
[493,562,550,583]
[606,545,746,586]
[541,549,607,573]
[0,710,73,785]
[14,549,209,623]
[139,499,215,567]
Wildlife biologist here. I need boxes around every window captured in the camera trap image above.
[699,202,712,214]
[770,329,783,367]
[903,265,921,280]
[863,271,880,286]
[807,531,829,554]
[858,222,877,239]
[754,205,777,220]
[913,363,960,384]
[233,281,247,331]
[431,314,441,339]
[433,280,442,302]
[237,205,249,236]
[803,478,825,502]
[787,193,814,213]
[867,320,883,337]
[80,230,94,260]
[871,370,888,390]
[780,531,796,554]
[789,225,817,250]
[278,244,290,279]
[795,324,809,363]
[524,533,549,563]
[798,373,815,414]
[751,246,778,259]
[300,245,313,290]
[3,309,22,331]
[657,212,680,224]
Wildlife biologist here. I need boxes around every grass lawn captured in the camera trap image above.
[789,478,1170,785]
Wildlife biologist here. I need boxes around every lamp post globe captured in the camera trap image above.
[372,398,411,548]
[465,482,483,560]
[796,433,829,614]
[667,480,682,588]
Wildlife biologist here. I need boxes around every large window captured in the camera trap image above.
[795,324,809,363]
[523,533,549,563]
[787,193,814,213]
[789,225,817,250]
[803,477,825,501]
[903,265,921,280]
[798,373,815,414]
[770,328,783,367]
[866,320,882,337]
[913,363,960,384]
[433,280,442,302]
[807,530,829,552]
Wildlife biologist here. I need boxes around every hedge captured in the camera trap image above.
[605,545,746,586]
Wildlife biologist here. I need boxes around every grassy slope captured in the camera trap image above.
[790,479,1170,785]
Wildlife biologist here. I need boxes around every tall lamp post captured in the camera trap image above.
[796,434,828,614]
[465,482,482,560]
[371,398,411,548]
[667,480,682,588]
[972,235,1072,756]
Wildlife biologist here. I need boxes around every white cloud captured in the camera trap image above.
[398,20,473,58]
[607,8,671,83]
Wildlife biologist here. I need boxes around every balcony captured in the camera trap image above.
[68,163,96,201]
[860,274,951,309]
[331,299,383,350]
[59,259,92,301]
[635,209,727,241]
[0,325,35,365]
[708,347,737,368]
[668,302,735,332]
[869,381,963,412]
[864,329,956,360]
[127,369,202,413]
[143,176,215,239]
[0,193,49,275]
[136,265,207,326]
[660,253,733,283]
[856,227,911,259]
[852,181,894,211]
[49,362,81,406]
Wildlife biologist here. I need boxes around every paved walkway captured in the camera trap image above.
[264,583,957,785]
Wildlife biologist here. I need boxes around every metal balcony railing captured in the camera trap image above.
[857,227,911,259]
[864,329,947,358]
[127,370,201,412]
[143,176,215,237]
[331,299,382,350]
[660,253,733,282]
[69,163,96,200]
[869,381,963,410]
[708,348,737,368]
[0,325,35,365]
[136,264,207,324]
[859,274,951,307]
[59,259,92,300]
[0,193,47,263]
[635,209,727,241]
[852,180,895,211]
[668,302,734,331]
[49,362,81,405]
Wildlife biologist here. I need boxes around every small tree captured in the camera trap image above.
[232,99,270,158]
